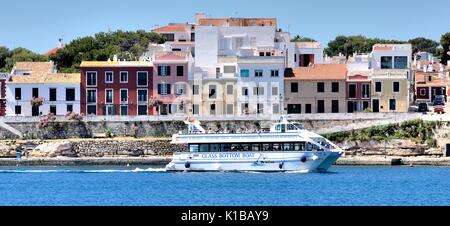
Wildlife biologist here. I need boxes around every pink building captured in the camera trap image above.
[152,52,190,115]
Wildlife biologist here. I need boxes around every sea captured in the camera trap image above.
[0,165,449,206]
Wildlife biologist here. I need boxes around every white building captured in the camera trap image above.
[6,72,80,116]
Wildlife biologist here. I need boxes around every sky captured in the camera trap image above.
[1,0,449,54]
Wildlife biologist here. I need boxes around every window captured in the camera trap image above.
[227,85,234,95]
[381,56,393,69]
[50,105,57,115]
[294,54,297,62]
[317,82,325,93]
[291,82,298,93]
[226,104,233,115]
[273,104,280,114]
[176,66,184,76]
[224,66,236,74]
[240,69,249,77]
[32,88,39,98]
[255,70,263,77]
[86,72,97,86]
[87,106,96,115]
[317,100,325,113]
[175,83,185,95]
[209,85,216,99]
[120,105,128,116]
[394,56,408,69]
[362,84,370,98]
[163,33,174,42]
[120,71,128,83]
[288,104,301,114]
[272,86,278,96]
[332,82,339,92]
[257,103,264,114]
[210,104,216,115]
[137,90,148,103]
[157,84,171,95]
[242,103,249,114]
[15,88,21,100]
[192,104,199,115]
[105,71,113,83]
[332,100,339,113]
[348,84,356,98]
[259,52,265,56]
[49,88,57,102]
[66,88,75,101]
[393,81,400,93]
[192,85,199,95]
[138,105,147,115]
[137,72,148,86]
[86,90,97,103]
[420,89,426,96]
[158,66,171,76]
[305,104,312,114]
[15,106,21,115]
[120,89,128,103]
[105,90,113,104]
[271,70,279,77]
[242,87,248,96]
[253,87,264,96]
[375,82,382,92]
[66,104,73,113]
[389,99,396,111]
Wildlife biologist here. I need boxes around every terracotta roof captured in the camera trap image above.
[9,73,80,84]
[153,25,187,33]
[415,72,447,87]
[373,46,393,51]
[80,61,153,67]
[13,62,55,74]
[44,47,59,56]
[154,52,188,61]
[285,64,347,80]
[347,74,370,81]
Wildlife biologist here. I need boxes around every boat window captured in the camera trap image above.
[275,124,281,132]
[294,142,305,151]
[293,123,304,130]
[252,143,262,151]
[287,124,297,131]
[221,143,232,152]
[210,144,220,152]
[241,144,252,152]
[283,143,294,151]
[273,143,282,151]
[231,144,241,151]
[199,144,209,152]
[189,144,199,152]
[306,143,313,151]
[281,125,286,133]
[262,143,272,151]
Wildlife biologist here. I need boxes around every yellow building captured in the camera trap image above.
[371,69,409,112]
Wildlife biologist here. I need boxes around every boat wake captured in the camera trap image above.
[0,167,167,173]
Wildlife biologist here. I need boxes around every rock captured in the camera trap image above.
[30,141,73,158]
[424,148,443,156]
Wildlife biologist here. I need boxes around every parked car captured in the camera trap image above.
[434,95,445,106]
[417,103,429,112]
[434,105,445,114]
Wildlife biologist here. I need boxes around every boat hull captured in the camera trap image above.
[165,151,341,172]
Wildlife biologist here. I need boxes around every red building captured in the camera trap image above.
[415,72,447,102]
[0,73,6,116]
[80,61,154,116]
[346,74,371,113]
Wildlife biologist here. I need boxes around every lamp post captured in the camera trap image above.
[384,132,389,158]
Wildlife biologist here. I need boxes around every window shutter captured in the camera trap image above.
[167,67,171,76]
[167,84,171,94]
[158,66,162,76]
[158,84,162,95]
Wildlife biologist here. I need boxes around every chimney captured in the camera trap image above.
[195,13,207,25]
[113,55,118,62]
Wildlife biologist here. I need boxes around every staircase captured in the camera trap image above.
[0,119,23,138]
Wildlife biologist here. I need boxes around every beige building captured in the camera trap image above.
[371,69,409,112]
[284,64,347,114]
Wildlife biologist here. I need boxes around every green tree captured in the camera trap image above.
[325,35,405,57]
[440,32,450,65]
[50,30,165,72]
[0,46,9,72]
[3,48,47,72]
[408,37,439,55]
[291,35,317,42]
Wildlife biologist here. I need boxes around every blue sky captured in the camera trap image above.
[1,0,449,54]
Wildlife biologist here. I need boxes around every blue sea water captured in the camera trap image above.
[0,165,449,206]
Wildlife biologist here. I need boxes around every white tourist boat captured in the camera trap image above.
[165,116,343,172]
